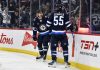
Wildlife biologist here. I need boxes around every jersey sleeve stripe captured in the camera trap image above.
[47,21,52,24]
[65,21,70,25]
[33,27,37,31]
[66,24,71,27]
[46,24,51,27]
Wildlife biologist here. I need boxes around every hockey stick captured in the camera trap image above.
[72,32,75,57]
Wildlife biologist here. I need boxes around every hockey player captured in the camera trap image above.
[46,0,74,68]
[33,10,50,61]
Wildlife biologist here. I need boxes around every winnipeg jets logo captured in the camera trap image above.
[39,24,47,31]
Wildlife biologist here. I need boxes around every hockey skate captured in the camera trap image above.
[65,62,70,68]
[42,54,47,62]
[48,60,56,68]
[36,56,44,61]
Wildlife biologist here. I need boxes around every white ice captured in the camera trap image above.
[0,51,79,70]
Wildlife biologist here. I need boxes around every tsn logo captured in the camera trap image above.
[81,40,99,51]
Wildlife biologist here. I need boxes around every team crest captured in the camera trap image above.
[39,24,47,31]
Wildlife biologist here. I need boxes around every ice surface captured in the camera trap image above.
[0,51,79,70]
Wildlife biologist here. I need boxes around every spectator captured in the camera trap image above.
[1,1,7,10]
[2,7,11,28]
[0,3,3,27]
[8,0,16,11]
[20,9,30,28]
[11,11,19,28]
[0,3,2,12]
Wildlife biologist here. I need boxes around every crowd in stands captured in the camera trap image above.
[0,0,100,32]
[0,0,52,28]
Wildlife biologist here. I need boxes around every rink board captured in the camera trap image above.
[0,29,100,70]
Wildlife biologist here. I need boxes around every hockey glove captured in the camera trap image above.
[33,35,37,41]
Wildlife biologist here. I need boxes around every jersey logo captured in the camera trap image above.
[39,24,47,31]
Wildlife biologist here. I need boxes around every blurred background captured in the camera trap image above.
[0,0,100,34]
